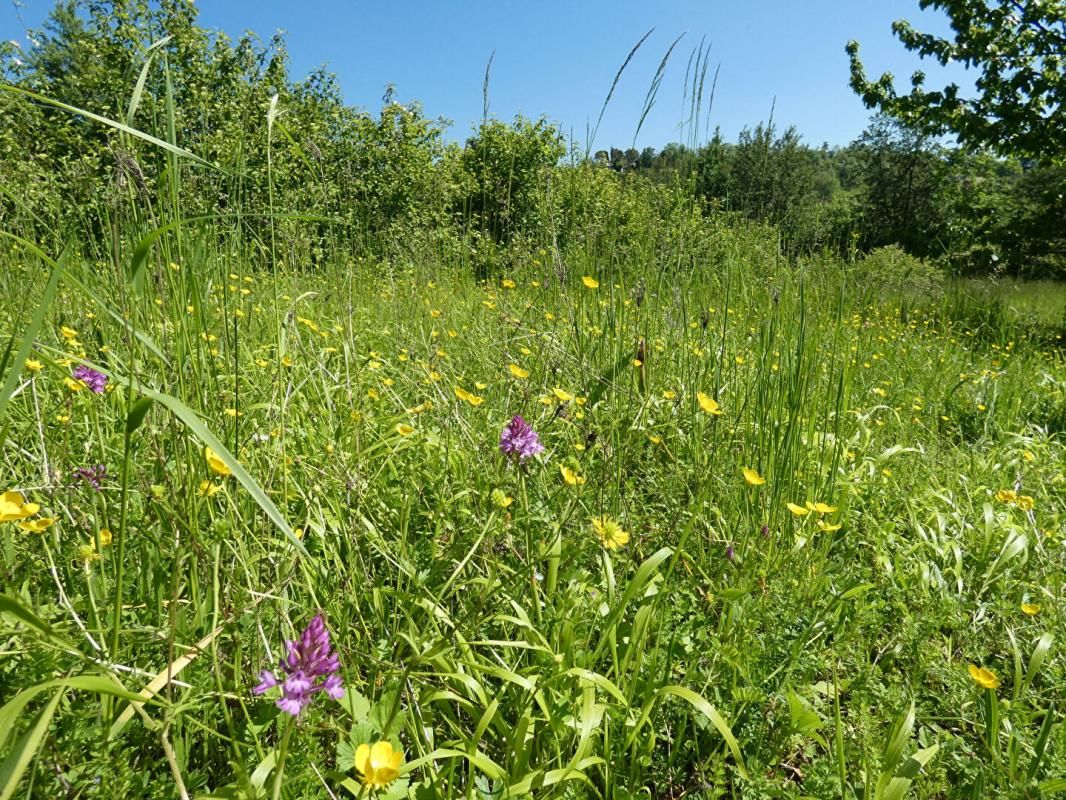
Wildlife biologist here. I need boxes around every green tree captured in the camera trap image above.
[458,116,565,245]
[846,0,1066,160]
[850,115,949,257]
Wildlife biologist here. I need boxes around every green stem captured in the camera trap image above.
[271,715,296,800]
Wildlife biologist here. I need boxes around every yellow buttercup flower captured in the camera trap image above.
[508,364,529,379]
[591,515,629,550]
[742,467,765,486]
[697,392,723,416]
[552,387,574,403]
[96,528,113,547]
[204,447,233,477]
[560,465,585,486]
[1016,495,1034,511]
[1,491,40,522]
[355,740,403,789]
[786,502,810,517]
[18,517,56,533]
[995,489,1017,504]
[198,480,222,497]
[811,502,837,514]
[501,278,516,289]
[455,386,484,406]
[968,664,1000,690]
[24,359,43,372]
[395,423,415,436]
[1020,602,1040,616]
[581,276,599,289]
[817,520,842,532]
[490,488,513,508]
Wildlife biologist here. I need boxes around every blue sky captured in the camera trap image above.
[3,0,972,150]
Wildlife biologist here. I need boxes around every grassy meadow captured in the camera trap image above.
[0,11,1064,796]
[2,225,1064,799]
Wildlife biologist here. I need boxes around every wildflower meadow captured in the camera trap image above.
[1,2,1065,799]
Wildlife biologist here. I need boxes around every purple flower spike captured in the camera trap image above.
[253,614,344,716]
[74,464,107,491]
[72,365,107,394]
[499,415,543,462]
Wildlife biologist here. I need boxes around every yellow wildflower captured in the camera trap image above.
[18,517,55,533]
[742,467,765,486]
[198,480,222,497]
[560,465,585,486]
[968,664,1000,690]
[786,502,810,517]
[354,741,403,789]
[1020,602,1040,616]
[204,447,232,477]
[591,516,629,550]
[697,392,723,415]
[508,364,530,379]
[455,386,484,406]
[1,491,40,522]
[581,276,599,289]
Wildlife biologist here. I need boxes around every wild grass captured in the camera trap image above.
[0,77,1064,800]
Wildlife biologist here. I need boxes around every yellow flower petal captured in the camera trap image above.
[560,465,585,486]
[18,517,55,533]
[742,467,765,486]
[0,492,35,522]
[204,446,232,477]
[356,741,403,788]
[697,392,723,415]
[968,664,1000,690]
[508,364,529,379]
[552,387,573,402]
[1020,602,1040,616]
[581,276,599,289]
[786,502,810,517]
[591,515,629,550]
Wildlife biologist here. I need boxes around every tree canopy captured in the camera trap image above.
[846,0,1066,161]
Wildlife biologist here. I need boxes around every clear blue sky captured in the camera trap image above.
[3,0,972,150]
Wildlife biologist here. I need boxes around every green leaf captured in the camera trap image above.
[628,685,747,779]
[0,248,63,424]
[126,35,173,126]
[126,396,155,434]
[0,690,64,800]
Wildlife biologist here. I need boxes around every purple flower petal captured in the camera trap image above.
[253,670,278,695]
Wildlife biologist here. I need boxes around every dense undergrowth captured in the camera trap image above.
[1,223,1064,798]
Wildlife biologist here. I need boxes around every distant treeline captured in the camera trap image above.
[1,0,1063,278]
[595,119,1065,276]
